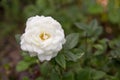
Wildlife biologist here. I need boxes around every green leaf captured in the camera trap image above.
[75,23,88,30]
[93,44,105,55]
[64,51,84,62]
[40,62,50,76]
[92,70,106,80]
[36,77,44,80]
[89,19,98,29]
[94,39,108,55]
[88,4,103,14]
[50,69,60,80]
[24,5,38,18]
[55,54,66,69]
[65,51,77,62]
[22,76,30,80]
[76,68,91,80]
[73,49,85,59]
[16,61,30,72]
[108,10,120,24]
[109,37,120,48]
[35,0,47,8]
[15,34,21,44]
[88,20,102,37]
[93,44,103,50]
[75,20,103,38]
[64,33,80,49]
[63,71,75,80]
[110,49,120,58]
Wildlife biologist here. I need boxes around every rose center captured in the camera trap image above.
[39,32,50,41]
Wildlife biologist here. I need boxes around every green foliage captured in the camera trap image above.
[64,49,84,62]
[76,68,91,80]
[93,39,108,55]
[64,51,77,62]
[75,19,103,39]
[62,71,74,80]
[108,10,120,24]
[107,0,120,24]
[1,0,120,79]
[35,77,44,80]
[55,53,66,69]
[84,0,104,14]
[16,52,37,72]
[50,69,61,80]
[92,69,106,80]
[15,34,21,44]
[109,37,120,59]
[16,60,30,72]
[64,33,80,49]
[40,62,51,76]
[22,76,30,80]
[24,5,38,18]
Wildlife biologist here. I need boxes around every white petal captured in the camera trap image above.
[20,15,66,62]
[38,54,52,62]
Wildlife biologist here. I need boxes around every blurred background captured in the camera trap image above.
[0,0,120,80]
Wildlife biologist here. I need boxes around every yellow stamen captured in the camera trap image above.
[39,32,50,41]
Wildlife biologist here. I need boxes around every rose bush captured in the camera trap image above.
[20,15,66,61]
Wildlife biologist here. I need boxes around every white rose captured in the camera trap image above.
[20,15,66,61]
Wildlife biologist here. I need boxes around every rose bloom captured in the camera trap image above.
[20,15,66,61]
[97,0,108,8]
